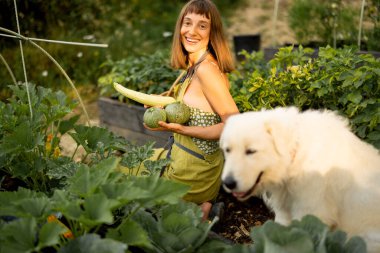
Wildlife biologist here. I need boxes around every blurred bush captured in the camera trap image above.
[365,0,380,51]
[288,0,380,51]
[288,0,358,48]
[0,0,245,99]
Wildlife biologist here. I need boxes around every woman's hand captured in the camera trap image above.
[143,121,184,134]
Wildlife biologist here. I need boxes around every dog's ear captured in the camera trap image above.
[264,119,294,157]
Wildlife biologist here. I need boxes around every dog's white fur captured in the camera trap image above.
[220,107,380,252]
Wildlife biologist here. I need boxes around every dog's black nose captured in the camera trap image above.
[223,176,237,190]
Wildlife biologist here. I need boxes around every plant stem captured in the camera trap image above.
[272,0,280,47]
[333,16,337,49]
[358,0,366,49]
[71,145,80,160]
[135,163,143,176]
[0,53,17,85]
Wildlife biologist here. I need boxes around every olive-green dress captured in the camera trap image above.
[162,72,224,204]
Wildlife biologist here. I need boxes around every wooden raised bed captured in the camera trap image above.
[98,97,171,147]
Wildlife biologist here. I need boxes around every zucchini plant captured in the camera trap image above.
[0,157,221,253]
[0,83,156,193]
[0,84,80,193]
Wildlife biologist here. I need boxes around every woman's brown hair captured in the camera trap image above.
[170,0,234,73]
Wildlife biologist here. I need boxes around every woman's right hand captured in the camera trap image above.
[143,121,184,134]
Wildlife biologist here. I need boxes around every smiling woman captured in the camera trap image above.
[181,13,211,54]
[141,0,239,221]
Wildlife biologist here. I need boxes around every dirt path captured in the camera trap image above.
[59,101,100,161]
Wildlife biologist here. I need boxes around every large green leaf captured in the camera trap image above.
[67,157,119,197]
[0,218,37,253]
[132,201,212,253]
[251,220,315,253]
[57,114,80,135]
[58,234,127,253]
[291,215,329,251]
[0,218,65,253]
[159,212,192,234]
[69,125,118,153]
[101,180,150,204]
[37,222,67,249]
[0,121,44,156]
[46,156,79,180]
[0,188,51,218]
[106,219,153,249]
[51,190,85,226]
[82,193,119,225]
[128,175,190,206]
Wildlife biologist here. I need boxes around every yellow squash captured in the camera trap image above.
[113,82,176,106]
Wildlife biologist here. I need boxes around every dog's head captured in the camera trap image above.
[220,107,298,201]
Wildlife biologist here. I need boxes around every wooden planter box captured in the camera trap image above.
[98,97,171,147]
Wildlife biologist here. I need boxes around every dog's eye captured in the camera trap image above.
[245,149,256,155]
[225,147,231,153]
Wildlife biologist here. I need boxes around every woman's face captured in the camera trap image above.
[180,12,211,55]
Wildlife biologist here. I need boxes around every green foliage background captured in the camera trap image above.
[229,46,380,148]
[288,0,380,50]
[0,0,244,98]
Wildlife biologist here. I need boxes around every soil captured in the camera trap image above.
[213,189,275,244]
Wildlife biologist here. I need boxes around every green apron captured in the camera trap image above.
[162,72,224,204]
[123,52,224,204]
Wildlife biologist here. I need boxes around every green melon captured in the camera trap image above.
[165,102,191,124]
[143,107,167,128]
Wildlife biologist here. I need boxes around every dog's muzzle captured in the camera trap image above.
[222,175,237,191]
[223,172,264,200]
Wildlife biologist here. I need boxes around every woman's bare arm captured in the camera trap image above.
[148,61,239,140]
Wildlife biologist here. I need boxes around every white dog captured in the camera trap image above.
[220,107,380,252]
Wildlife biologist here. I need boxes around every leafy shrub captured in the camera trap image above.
[0,83,129,193]
[97,49,181,104]
[229,46,380,148]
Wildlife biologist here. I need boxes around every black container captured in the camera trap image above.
[233,34,261,61]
